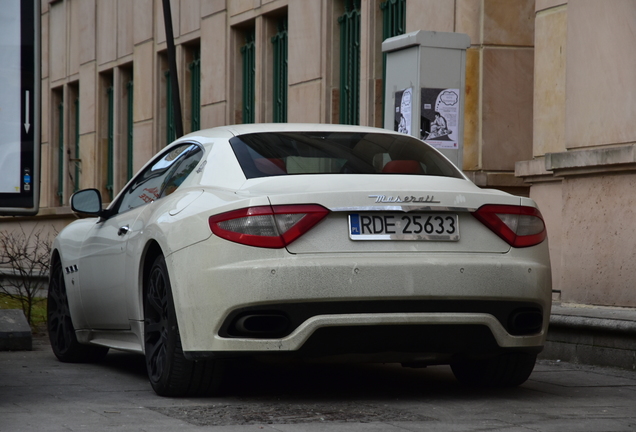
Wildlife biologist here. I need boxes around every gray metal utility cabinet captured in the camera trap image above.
[383,30,470,169]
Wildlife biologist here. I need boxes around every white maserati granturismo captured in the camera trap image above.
[48,123,551,396]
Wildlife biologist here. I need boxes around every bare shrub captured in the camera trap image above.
[0,225,55,326]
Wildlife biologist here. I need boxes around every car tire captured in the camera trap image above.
[144,255,222,397]
[47,260,109,363]
[450,352,537,388]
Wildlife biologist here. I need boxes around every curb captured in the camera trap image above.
[550,314,636,334]
[542,304,636,371]
[0,309,32,351]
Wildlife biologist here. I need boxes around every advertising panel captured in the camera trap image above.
[0,0,40,215]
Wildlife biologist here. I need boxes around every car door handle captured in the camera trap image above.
[118,225,130,236]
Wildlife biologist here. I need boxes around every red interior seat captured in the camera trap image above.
[381,160,423,174]
[254,158,287,175]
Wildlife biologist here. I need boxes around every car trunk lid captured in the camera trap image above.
[236,175,519,254]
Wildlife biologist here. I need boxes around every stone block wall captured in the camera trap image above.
[518,0,636,308]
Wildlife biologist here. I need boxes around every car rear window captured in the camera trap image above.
[229,132,464,179]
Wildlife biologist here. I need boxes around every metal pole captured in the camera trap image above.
[162,0,183,139]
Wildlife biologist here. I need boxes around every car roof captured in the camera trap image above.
[178,123,408,143]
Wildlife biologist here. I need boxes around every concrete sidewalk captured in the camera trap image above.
[543,303,636,371]
[2,334,636,431]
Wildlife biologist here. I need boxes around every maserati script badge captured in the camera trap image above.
[369,194,440,204]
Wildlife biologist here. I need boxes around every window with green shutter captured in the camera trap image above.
[338,0,361,125]
[381,0,405,42]
[74,97,80,192]
[106,86,114,201]
[188,48,201,132]
[381,0,406,124]
[126,80,134,180]
[241,30,256,124]
[272,18,288,123]
[165,70,176,145]
[57,100,64,205]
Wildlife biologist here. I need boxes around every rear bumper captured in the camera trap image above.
[184,313,546,362]
[167,239,551,356]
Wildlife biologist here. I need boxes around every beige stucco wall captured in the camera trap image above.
[481,47,534,171]
[565,0,636,149]
[560,174,636,307]
[533,4,567,157]
[405,0,454,33]
[201,10,227,127]
[288,0,324,124]
[520,0,636,308]
[459,0,535,181]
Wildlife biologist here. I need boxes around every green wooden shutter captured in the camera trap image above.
[74,97,80,192]
[188,48,201,132]
[126,80,134,180]
[381,0,405,41]
[381,0,406,125]
[106,86,114,201]
[338,0,361,125]
[57,101,64,205]
[165,70,176,145]
[241,30,256,124]
[272,19,288,123]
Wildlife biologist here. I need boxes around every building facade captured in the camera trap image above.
[1,0,635,310]
[518,0,636,308]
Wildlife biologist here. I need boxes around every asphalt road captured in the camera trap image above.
[1,335,636,432]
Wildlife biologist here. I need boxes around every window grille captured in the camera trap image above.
[381,0,405,41]
[165,70,176,145]
[272,18,288,123]
[57,101,64,205]
[188,48,201,132]
[380,0,405,125]
[241,30,256,124]
[126,80,134,180]
[106,86,114,201]
[338,0,361,125]
[74,97,80,192]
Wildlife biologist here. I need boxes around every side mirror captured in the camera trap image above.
[71,189,103,215]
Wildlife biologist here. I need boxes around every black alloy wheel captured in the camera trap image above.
[144,255,172,386]
[143,254,221,397]
[47,259,109,362]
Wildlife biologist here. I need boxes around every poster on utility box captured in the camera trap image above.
[420,88,460,150]
[393,87,412,136]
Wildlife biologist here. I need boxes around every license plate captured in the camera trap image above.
[348,213,460,241]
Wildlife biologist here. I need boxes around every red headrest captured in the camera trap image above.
[381,160,423,174]
[254,158,287,175]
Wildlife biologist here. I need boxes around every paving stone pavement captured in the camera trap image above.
[1,335,636,432]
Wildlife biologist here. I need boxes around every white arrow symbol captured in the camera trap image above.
[24,90,30,134]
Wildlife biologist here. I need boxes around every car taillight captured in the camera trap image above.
[208,204,330,248]
[473,204,546,248]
